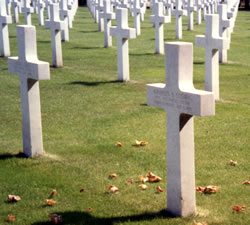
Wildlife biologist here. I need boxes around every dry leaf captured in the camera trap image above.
[109,173,119,179]
[49,214,63,224]
[196,186,220,194]
[242,180,250,185]
[138,175,148,183]
[108,185,119,193]
[45,199,56,206]
[135,140,148,146]
[232,205,246,212]
[229,160,238,166]
[51,189,57,196]
[80,188,84,192]
[147,171,162,182]
[138,184,147,190]
[156,186,164,193]
[8,214,15,222]
[116,142,123,147]
[193,221,208,225]
[88,207,93,212]
[127,178,133,184]
[8,195,21,202]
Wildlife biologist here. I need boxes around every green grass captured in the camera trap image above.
[0,6,249,225]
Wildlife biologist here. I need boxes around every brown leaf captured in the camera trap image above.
[80,188,84,192]
[229,160,238,166]
[242,180,250,185]
[138,175,148,183]
[45,199,56,206]
[147,171,162,182]
[8,214,15,222]
[138,184,147,190]
[196,186,220,194]
[49,214,63,224]
[88,207,93,212]
[127,178,133,184]
[8,195,21,202]
[156,186,164,193]
[108,185,119,193]
[109,173,119,179]
[135,140,148,146]
[51,189,57,196]
[193,221,208,225]
[232,205,246,212]
[116,142,123,147]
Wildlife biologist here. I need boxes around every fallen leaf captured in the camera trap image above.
[109,173,119,179]
[232,205,246,212]
[49,214,63,224]
[108,185,119,193]
[88,207,93,212]
[193,221,208,225]
[51,189,57,196]
[147,171,162,182]
[135,140,148,146]
[242,180,250,185]
[156,186,164,193]
[80,188,84,192]
[127,178,133,184]
[8,195,21,202]
[138,175,148,183]
[45,199,56,206]
[138,184,147,190]
[196,186,220,194]
[8,214,15,222]
[116,142,123,147]
[229,160,238,166]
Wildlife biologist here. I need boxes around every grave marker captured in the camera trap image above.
[11,0,20,23]
[172,0,186,39]
[60,0,70,41]
[38,0,45,26]
[131,0,141,35]
[8,25,50,158]
[22,0,34,25]
[147,42,215,217]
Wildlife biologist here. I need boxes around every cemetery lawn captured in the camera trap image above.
[0,6,249,225]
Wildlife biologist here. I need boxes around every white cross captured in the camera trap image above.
[45,3,66,67]
[186,0,194,30]
[172,0,186,39]
[147,42,215,217]
[38,0,45,26]
[8,25,50,158]
[195,0,202,25]
[218,3,232,63]
[131,0,142,35]
[22,0,34,25]
[97,0,104,32]
[164,0,172,19]
[0,0,12,57]
[59,0,69,41]
[195,14,229,100]
[150,1,170,54]
[99,0,115,47]
[110,8,136,81]
[11,0,20,23]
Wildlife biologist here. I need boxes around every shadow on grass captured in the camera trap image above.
[70,80,120,86]
[0,152,26,160]
[130,53,155,56]
[72,46,103,50]
[38,40,51,44]
[194,61,204,65]
[78,30,98,33]
[32,209,174,225]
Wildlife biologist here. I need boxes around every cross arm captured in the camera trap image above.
[45,20,66,31]
[0,15,12,24]
[150,15,170,24]
[195,35,205,48]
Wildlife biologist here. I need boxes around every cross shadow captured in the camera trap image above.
[0,152,27,160]
[70,80,120,86]
[129,53,155,56]
[38,40,51,44]
[78,30,99,33]
[31,209,174,225]
[72,46,103,50]
[193,61,205,65]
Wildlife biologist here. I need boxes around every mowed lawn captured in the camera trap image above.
[0,6,249,225]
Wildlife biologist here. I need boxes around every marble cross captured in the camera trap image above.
[172,0,186,39]
[0,0,12,57]
[11,0,20,23]
[150,1,170,54]
[38,0,45,26]
[110,8,136,81]
[59,0,69,41]
[99,0,115,47]
[186,0,194,30]
[22,0,34,25]
[97,0,104,31]
[195,0,202,25]
[131,0,142,35]
[8,25,50,158]
[147,42,215,217]
[195,14,229,100]
[164,0,172,19]
[45,3,66,67]
[218,3,232,63]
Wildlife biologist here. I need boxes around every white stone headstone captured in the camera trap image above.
[186,0,194,30]
[60,0,69,41]
[0,0,12,57]
[131,0,142,35]
[45,3,66,67]
[195,0,202,25]
[110,8,136,81]
[195,14,229,100]
[22,0,34,25]
[97,0,104,31]
[172,0,186,39]
[99,0,115,47]
[11,0,20,23]
[147,42,215,217]
[38,0,45,25]
[8,25,50,158]
[150,2,170,54]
